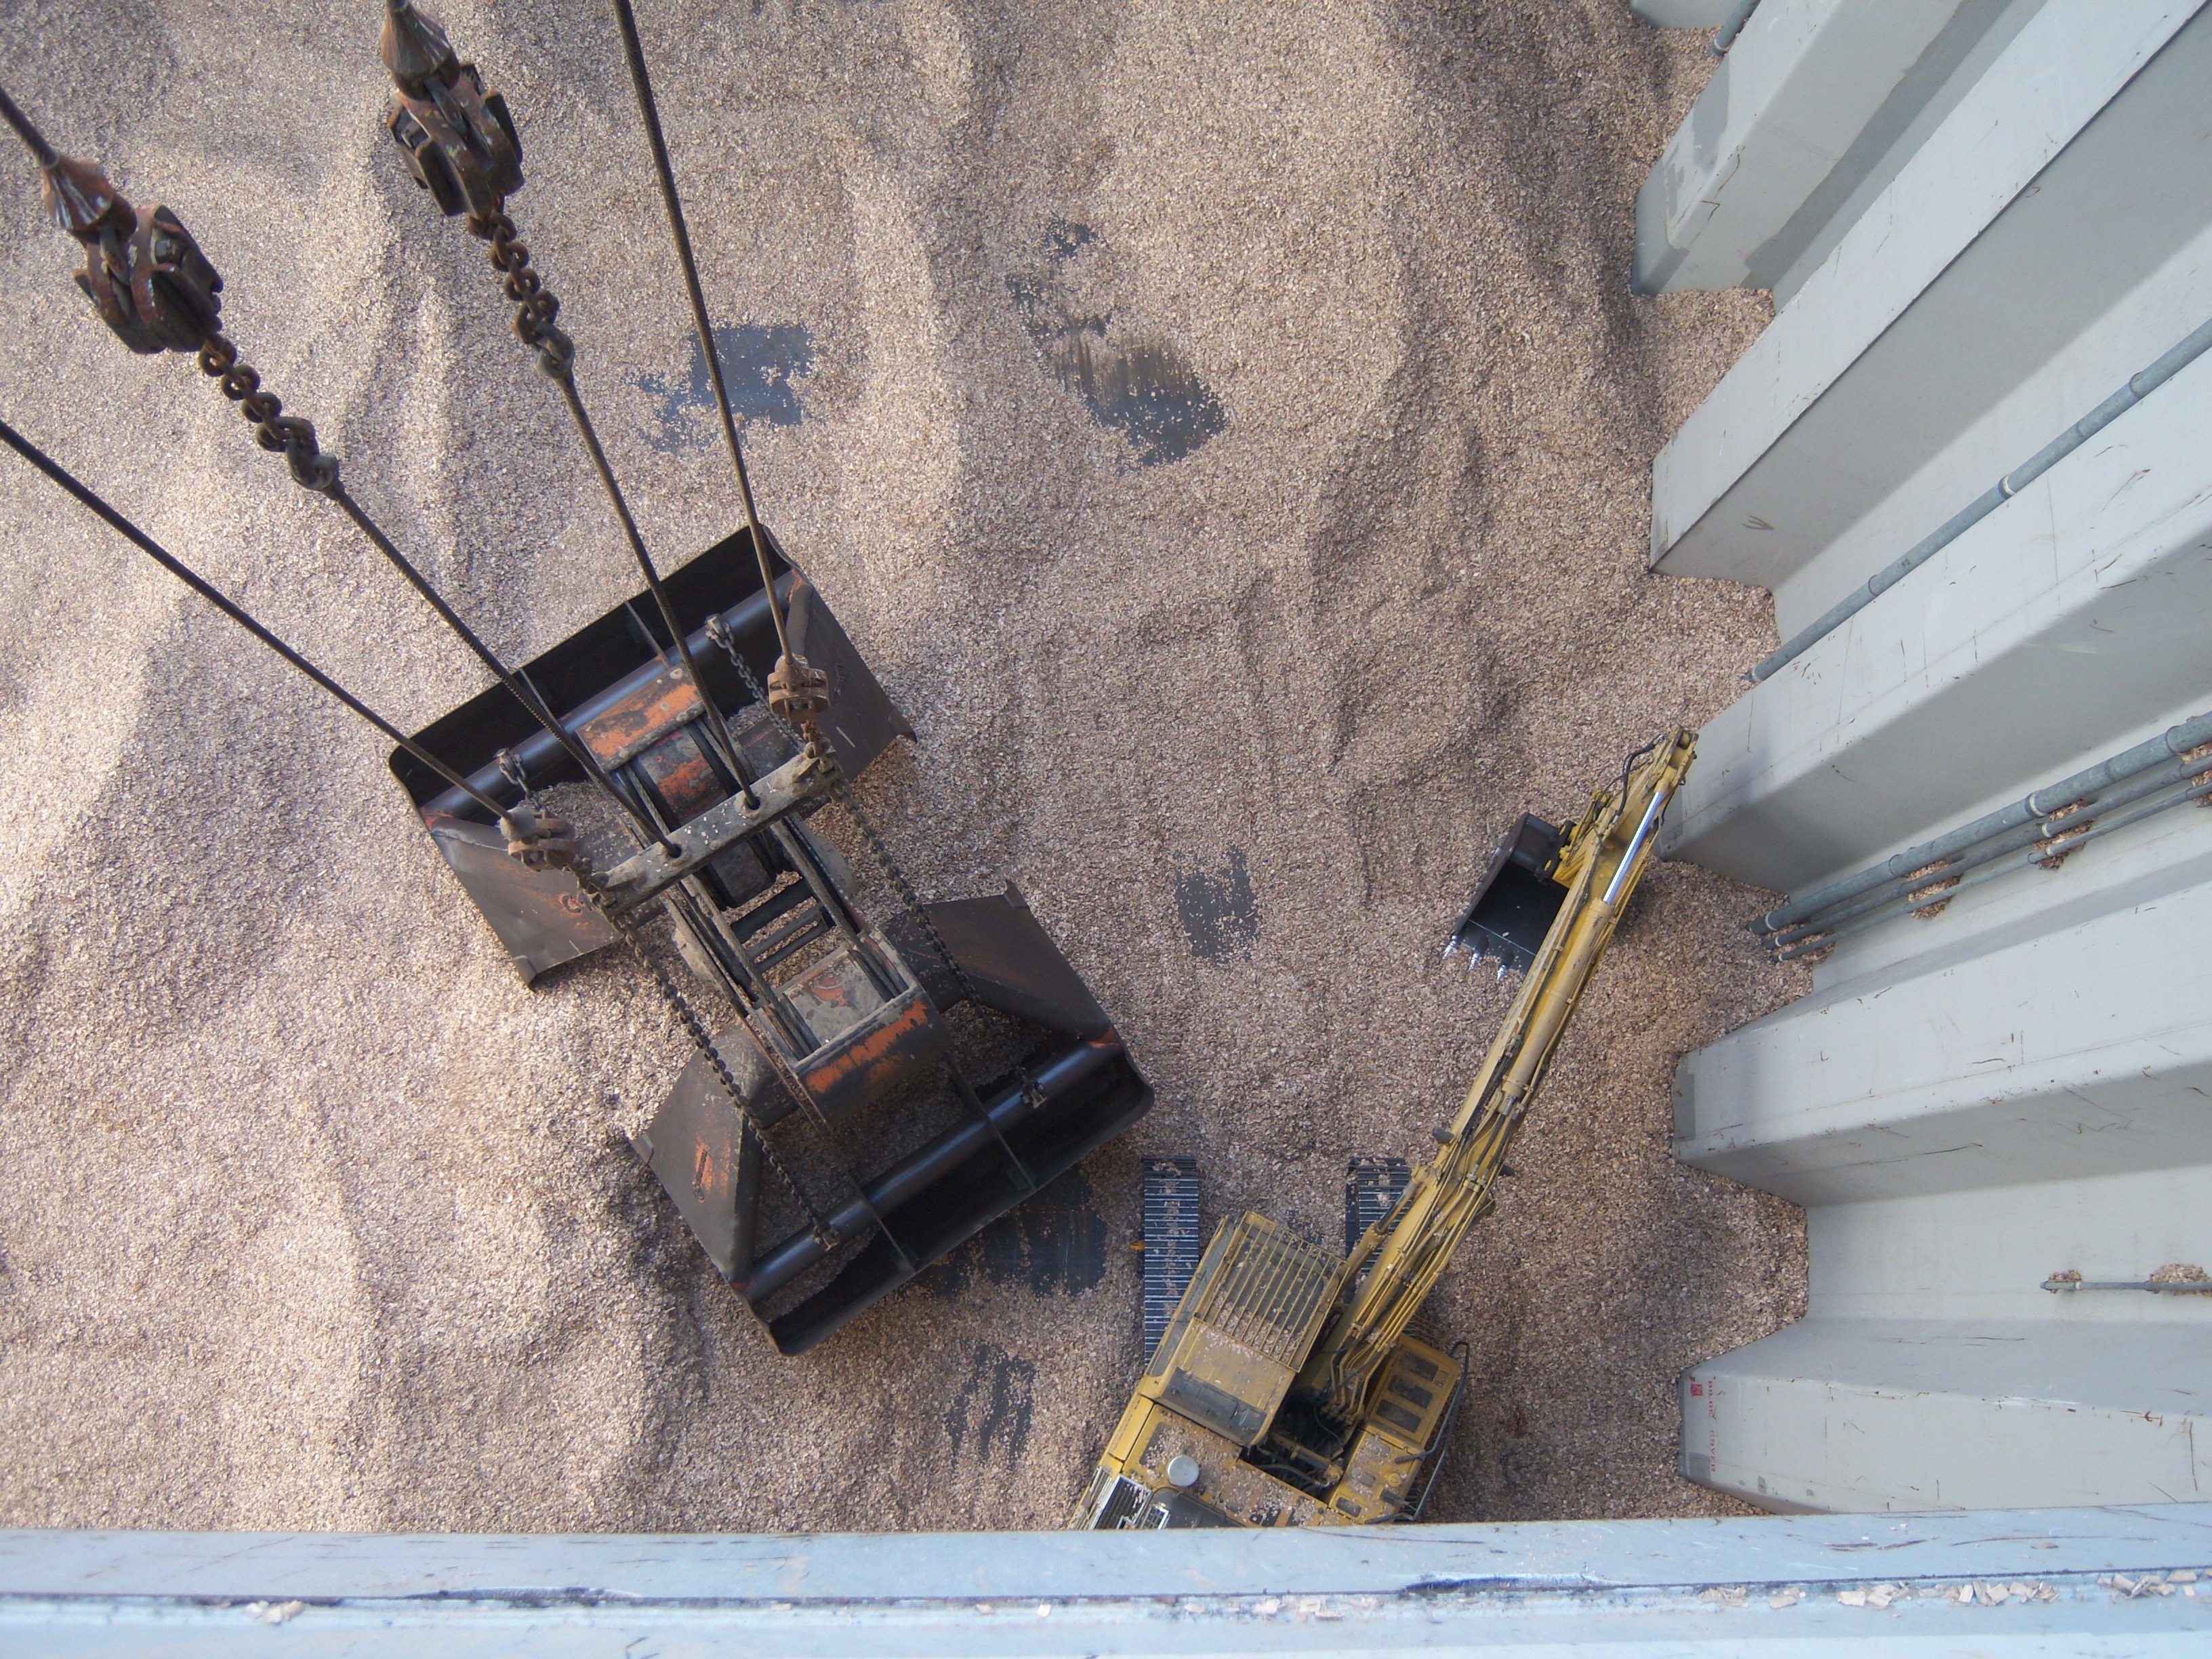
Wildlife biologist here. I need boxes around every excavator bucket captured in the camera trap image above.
[1446,812,1566,972]
[388,525,1151,1355]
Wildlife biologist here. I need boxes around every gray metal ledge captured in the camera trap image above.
[1,1507,2208,1654]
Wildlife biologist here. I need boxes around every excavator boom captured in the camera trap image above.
[1298,731,1696,1418]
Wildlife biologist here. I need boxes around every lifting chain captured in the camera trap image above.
[470,208,574,379]
[617,907,839,1254]
[195,333,337,489]
[841,775,1050,1181]
[648,869,917,1271]
[703,617,1051,1132]
[600,776,920,1268]
[497,745,836,1254]
[605,675,920,1264]
[564,810,840,1254]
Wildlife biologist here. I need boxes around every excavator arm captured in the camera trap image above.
[1294,730,1697,1422]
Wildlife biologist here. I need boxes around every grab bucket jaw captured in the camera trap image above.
[634,886,1152,1354]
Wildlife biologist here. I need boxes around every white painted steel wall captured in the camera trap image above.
[1642,0,2212,1514]
[1650,1,2212,631]
[1632,0,2028,298]
[1631,0,1743,27]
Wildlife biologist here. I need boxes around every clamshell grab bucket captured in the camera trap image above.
[388,527,908,980]
[386,525,1150,1353]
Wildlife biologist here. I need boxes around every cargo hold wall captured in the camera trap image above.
[1643,0,2212,1513]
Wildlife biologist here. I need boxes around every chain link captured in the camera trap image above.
[468,208,573,376]
[832,763,1052,1126]
[581,641,918,1268]
[663,867,914,1266]
[614,909,838,1252]
[702,617,1050,1124]
[195,332,329,477]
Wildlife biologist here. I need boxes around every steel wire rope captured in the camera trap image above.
[0,415,510,821]
[608,0,796,672]
[464,203,753,804]
[2,79,674,854]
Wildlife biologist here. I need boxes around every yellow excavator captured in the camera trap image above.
[1069,731,1696,1529]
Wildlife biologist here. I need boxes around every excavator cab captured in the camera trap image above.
[389,527,1152,1353]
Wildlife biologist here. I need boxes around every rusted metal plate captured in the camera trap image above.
[632,723,719,821]
[424,813,617,983]
[786,948,888,1046]
[633,1022,782,1283]
[793,982,945,1122]
[594,747,834,913]
[578,657,704,769]
[886,885,1113,1037]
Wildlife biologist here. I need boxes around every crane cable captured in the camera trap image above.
[609,0,795,673]
[0,79,678,855]
[0,415,511,823]
[377,0,758,794]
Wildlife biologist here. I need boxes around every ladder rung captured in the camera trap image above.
[729,878,812,941]
[751,912,832,975]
